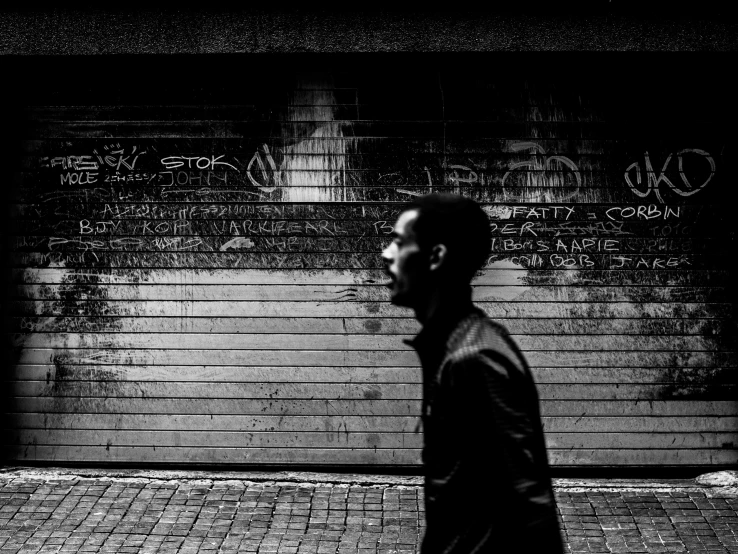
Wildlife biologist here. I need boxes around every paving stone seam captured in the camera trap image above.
[2,469,738,553]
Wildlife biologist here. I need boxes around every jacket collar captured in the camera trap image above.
[404,291,477,357]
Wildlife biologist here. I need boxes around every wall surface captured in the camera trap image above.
[3,55,736,469]
[2,6,737,471]
[1,7,738,54]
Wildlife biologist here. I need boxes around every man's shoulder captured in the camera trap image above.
[447,311,525,371]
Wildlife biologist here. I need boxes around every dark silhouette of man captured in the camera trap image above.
[382,193,563,553]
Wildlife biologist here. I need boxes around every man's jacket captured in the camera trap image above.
[405,301,563,554]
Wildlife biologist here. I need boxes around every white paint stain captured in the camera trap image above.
[220,237,255,251]
[482,205,513,220]
[477,259,531,301]
[280,76,350,202]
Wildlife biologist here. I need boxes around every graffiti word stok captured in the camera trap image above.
[160,155,238,171]
[624,149,715,203]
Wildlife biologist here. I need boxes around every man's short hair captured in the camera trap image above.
[404,193,491,283]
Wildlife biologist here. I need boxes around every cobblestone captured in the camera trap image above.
[0,471,736,553]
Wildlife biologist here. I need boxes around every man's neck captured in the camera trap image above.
[413,283,473,326]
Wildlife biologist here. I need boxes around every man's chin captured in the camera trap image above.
[389,291,413,309]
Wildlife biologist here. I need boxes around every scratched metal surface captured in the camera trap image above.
[3,57,737,468]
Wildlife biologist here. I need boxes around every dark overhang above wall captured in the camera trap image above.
[1,4,737,54]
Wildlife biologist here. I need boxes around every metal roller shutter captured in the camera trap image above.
[4,56,737,468]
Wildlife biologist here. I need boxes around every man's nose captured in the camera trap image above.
[381,244,393,265]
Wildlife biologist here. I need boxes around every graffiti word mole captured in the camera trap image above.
[60,172,97,185]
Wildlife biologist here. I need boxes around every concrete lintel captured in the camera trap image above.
[3,467,738,496]
[1,9,737,55]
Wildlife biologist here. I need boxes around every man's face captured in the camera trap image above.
[381,209,430,308]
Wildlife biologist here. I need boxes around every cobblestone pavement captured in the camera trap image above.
[0,469,736,553]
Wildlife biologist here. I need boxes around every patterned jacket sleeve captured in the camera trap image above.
[444,347,556,525]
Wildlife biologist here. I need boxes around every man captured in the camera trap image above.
[382,193,563,553]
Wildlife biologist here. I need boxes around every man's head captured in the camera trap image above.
[381,193,491,309]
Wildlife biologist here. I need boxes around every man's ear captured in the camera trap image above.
[429,244,448,272]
